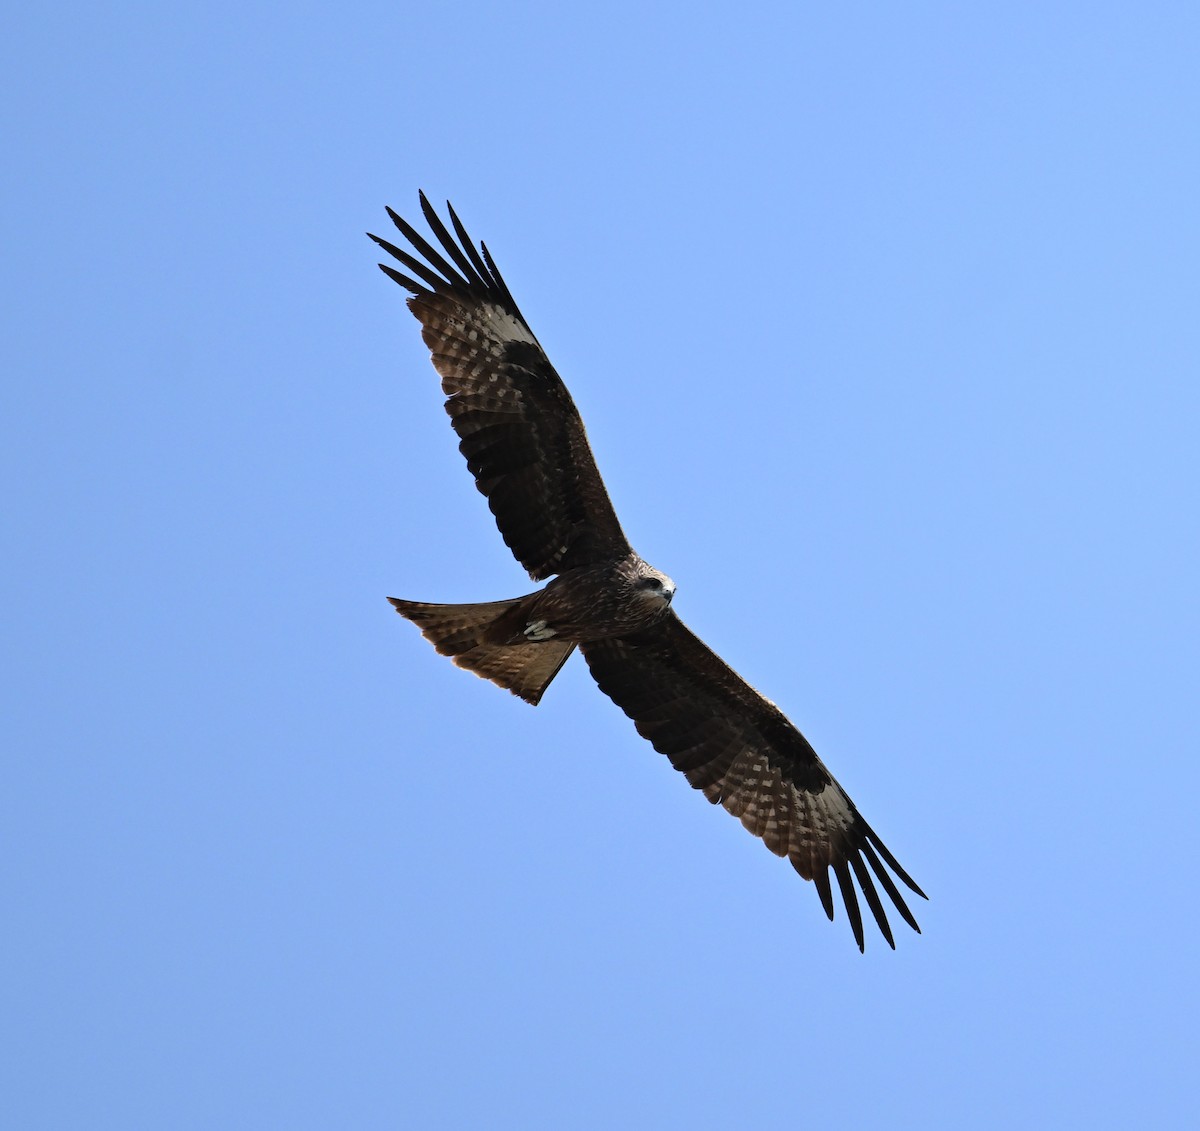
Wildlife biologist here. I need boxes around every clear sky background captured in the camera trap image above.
[4,2,1198,1128]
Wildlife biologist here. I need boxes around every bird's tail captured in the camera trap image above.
[388,595,575,706]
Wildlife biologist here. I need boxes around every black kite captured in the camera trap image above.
[371,195,927,950]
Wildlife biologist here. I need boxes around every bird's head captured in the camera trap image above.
[631,562,676,608]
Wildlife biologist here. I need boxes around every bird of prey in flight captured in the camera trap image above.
[370,195,926,950]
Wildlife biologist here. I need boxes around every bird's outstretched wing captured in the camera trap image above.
[581,614,927,950]
[370,195,631,580]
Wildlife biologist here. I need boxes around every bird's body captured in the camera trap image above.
[372,195,927,950]
[389,553,674,704]
[517,554,677,644]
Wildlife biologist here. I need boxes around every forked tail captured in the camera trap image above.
[388,596,575,706]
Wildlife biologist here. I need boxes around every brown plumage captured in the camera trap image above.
[372,194,927,950]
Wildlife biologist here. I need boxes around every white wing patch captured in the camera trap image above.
[480,303,537,349]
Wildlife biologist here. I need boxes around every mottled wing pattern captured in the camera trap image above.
[370,195,631,580]
[580,614,927,951]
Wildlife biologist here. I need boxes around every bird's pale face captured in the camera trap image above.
[633,566,676,608]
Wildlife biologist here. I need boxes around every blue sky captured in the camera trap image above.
[4,2,1198,1127]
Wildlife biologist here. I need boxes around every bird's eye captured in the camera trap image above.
[643,577,662,590]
